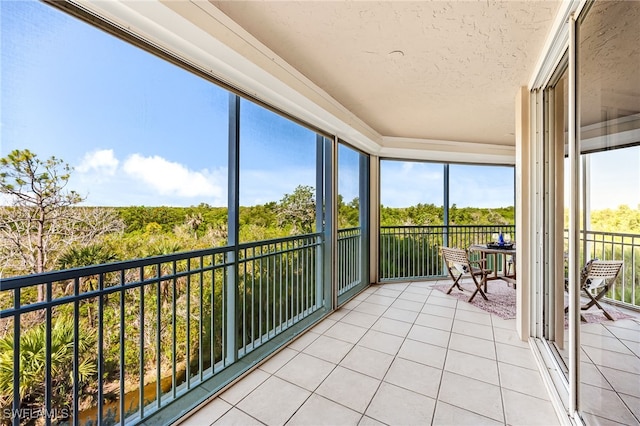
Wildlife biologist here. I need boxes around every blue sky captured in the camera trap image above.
[6,1,634,211]
[567,147,640,211]
[1,0,324,207]
[2,1,222,205]
[380,161,515,208]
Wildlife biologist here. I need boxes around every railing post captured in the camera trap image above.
[359,153,370,288]
[74,277,80,424]
[443,165,450,277]
[316,135,327,309]
[444,164,450,249]
[226,92,240,364]
[45,282,52,426]
[12,290,20,426]
[325,136,337,309]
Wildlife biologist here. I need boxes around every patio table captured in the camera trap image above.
[469,244,517,289]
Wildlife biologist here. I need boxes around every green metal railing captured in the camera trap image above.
[377,225,640,310]
[0,233,327,426]
[379,225,516,281]
[337,227,361,296]
[236,235,323,356]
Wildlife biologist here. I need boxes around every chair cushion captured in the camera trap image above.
[454,263,469,274]
[581,258,604,290]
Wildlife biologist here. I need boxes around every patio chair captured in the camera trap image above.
[579,259,624,320]
[441,246,491,302]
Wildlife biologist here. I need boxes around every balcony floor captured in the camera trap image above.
[562,308,640,424]
[179,280,561,425]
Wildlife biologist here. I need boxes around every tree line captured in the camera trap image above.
[8,148,640,282]
[0,149,519,282]
[7,149,640,280]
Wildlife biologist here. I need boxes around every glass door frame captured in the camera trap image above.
[541,55,569,376]
[526,0,588,422]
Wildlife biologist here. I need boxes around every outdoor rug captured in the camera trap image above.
[578,310,635,323]
[433,281,517,319]
[434,281,636,324]
[563,294,635,326]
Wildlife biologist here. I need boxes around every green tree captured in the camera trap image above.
[0,150,82,280]
[145,222,163,234]
[57,243,119,293]
[276,185,316,234]
[0,150,123,289]
[57,243,118,268]
[338,196,360,228]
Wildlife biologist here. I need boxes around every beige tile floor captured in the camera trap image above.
[558,313,640,425]
[179,280,561,426]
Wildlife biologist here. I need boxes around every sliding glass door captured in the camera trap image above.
[538,2,640,423]
[539,1,639,423]
[576,2,640,424]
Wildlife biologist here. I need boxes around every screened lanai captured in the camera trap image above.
[1,1,638,425]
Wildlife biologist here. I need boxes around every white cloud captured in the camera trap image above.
[123,154,223,199]
[71,150,228,206]
[401,162,414,173]
[76,149,119,175]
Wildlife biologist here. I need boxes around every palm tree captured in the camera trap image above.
[57,243,119,327]
[57,243,119,272]
[0,318,97,418]
[185,213,204,239]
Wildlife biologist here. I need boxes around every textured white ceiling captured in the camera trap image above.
[579,1,640,127]
[209,0,561,146]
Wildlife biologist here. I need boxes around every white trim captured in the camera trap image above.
[532,87,545,339]
[380,137,515,164]
[582,112,640,132]
[567,12,580,416]
[581,129,640,153]
[369,156,381,284]
[515,85,532,340]
[529,0,587,90]
[529,338,575,426]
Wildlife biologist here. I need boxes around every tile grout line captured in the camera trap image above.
[429,279,458,426]
[222,299,364,425]
[492,310,509,425]
[279,284,401,425]
[249,297,366,425]
[438,278,518,424]
[358,281,431,425]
